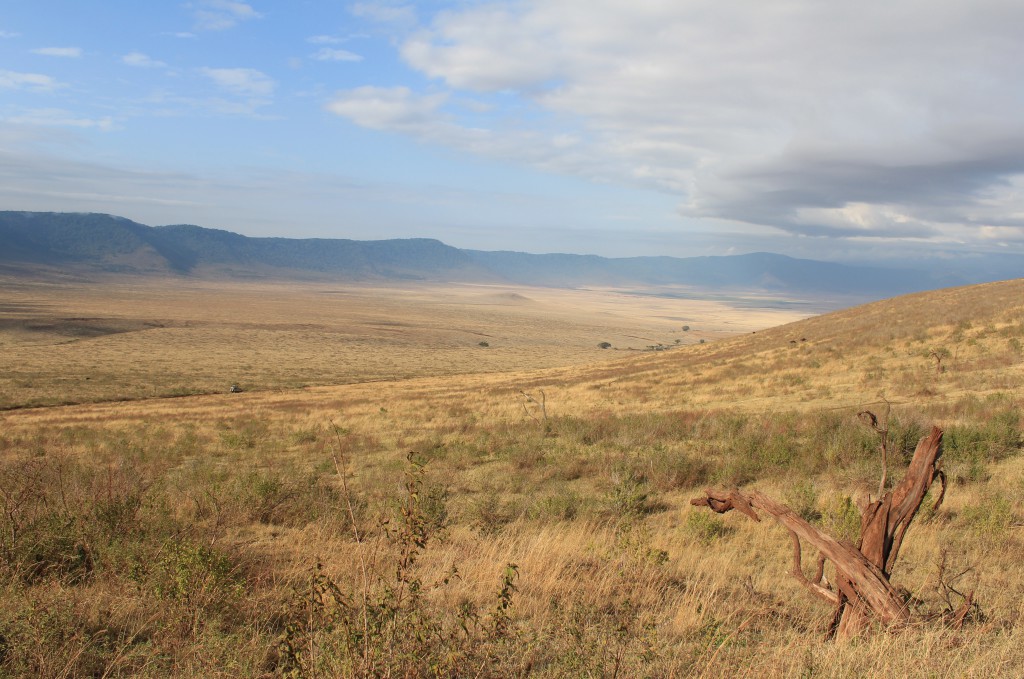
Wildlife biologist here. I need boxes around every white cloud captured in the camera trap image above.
[200,67,275,98]
[344,0,1024,244]
[192,0,261,31]
[31,46,82,58]
[327,86,444,131]
[6,108,114,130]
[0,69,61,91]
[122,52,167,68]
[978,225,1024,243]
[326,86,620,182]
[307,35,343,45]
[401,5,561,92]
[311,48,363,62]
[350,2,416,25]
[0,30,20,39]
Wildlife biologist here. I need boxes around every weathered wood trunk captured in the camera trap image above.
[691,426,946,639]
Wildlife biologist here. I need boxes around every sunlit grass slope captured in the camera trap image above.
[0,279,1021,676]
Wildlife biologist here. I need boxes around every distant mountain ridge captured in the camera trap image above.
[462,250,964,295]
[0,212,490,281]
[0,211,1003,299]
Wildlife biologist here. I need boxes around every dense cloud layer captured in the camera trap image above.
[330,0,1024,246]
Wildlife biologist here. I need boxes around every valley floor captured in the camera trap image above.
[0,277,809,410]
[0,277,1022,676]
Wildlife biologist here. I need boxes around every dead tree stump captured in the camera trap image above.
[691,426,949,639]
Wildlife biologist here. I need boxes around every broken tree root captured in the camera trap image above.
[691,426,956,640]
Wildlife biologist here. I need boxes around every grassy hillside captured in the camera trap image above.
[0,280,1021,676]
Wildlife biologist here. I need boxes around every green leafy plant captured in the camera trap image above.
[685,509,733,545]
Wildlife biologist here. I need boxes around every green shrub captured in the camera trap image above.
[643,449,712,492]
[289,426,321,444]
[151,539,243,624]
[277,454,526,677]
[960,493,1015,536]
[21,513,93,584]
[608,472,652,517]
[685,510,733,545]
[420,483,451,534]
[217,417,270,450]
[231,469,343,527]
[945,409,1021,483]
[784,480,820,522]
[887,417,929,464]
[470,491,516,535]
[541,599,660,677]
[819,494,861,542]
[531,490,583,522]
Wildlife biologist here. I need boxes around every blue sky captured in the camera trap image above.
[3,1,1024,261]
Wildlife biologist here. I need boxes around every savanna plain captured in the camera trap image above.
[0,275,1022,677]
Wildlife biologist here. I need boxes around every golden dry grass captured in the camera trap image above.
[0,277,807,410]
[0,276,1022,676]
[7,278,1020,434]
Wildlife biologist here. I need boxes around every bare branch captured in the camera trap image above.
[789,531,839,605]
[520,389,547,422]
[859,398,891,499]
[813,554,827,586]
[931,470,947,512]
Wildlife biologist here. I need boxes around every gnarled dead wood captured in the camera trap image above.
[859,426,944,574]
[691,426,947,639]
[692,487,910,628]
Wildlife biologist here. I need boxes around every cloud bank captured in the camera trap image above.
[327,0,1024,246]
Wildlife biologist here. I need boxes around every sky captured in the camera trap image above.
[3,0,1024,262]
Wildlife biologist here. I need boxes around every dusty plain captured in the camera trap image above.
[0,275,1022,677]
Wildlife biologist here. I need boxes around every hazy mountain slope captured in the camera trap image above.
[153,225,479,278]
[0,211,1012,299]
[0,212,490,281]
[465,250,964,295]
[0,212,172,272]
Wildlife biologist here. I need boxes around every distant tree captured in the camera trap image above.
[597,341,612,349]
[682,325,691,331]
[928,347,950,374]
[478,341,490,347]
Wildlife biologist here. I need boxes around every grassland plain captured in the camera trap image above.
[0,277,1022,677]
[0,276,806,410]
